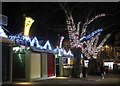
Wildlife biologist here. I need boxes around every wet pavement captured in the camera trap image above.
[2,74,120,86]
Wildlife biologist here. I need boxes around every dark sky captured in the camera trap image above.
[2,2,120,45]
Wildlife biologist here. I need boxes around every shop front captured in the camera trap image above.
[12,46,56,81]
[0,37,14,84]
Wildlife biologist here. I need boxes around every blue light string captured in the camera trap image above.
[80,28,103,41]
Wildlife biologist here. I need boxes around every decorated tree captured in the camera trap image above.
[59,3,112,77]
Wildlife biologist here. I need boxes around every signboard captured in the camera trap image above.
[24,17,34,36]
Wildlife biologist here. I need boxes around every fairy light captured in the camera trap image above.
[88,13,106,25]
[81,33,111,59]
[30,37,40,48]
[57,48,73,57]
[0,26,8,38]
[43,40,52,50]
[63,49,73,57]
[66,14,80,47]
[9,34,56,50]
[80,13,106,38]
[80,31,104,59]
[65,11,107,59]
[98,34,111,49]
[80,28,103,41]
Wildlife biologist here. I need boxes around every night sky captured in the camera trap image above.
[2,2,120,45]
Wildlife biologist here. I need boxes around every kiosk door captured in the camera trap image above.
[30,53,41,79]
[48,53,55,77]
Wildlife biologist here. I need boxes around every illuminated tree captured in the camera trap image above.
[59,3,111,59]
[59,3,112,77]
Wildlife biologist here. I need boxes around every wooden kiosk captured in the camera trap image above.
[12,45,56,81]
[0,37,14,84]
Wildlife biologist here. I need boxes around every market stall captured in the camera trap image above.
[55,56,63,77]
[54,47,74,77]
[63,57,74,77]
[12,45,56,81]
[0,37,14,83]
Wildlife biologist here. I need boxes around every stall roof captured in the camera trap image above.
[39,40,55,50]
[30,46,55,54]
[0,37,15,44]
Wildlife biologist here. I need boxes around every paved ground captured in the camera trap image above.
[2,74,120,86]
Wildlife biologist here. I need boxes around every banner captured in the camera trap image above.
[24,17,34,36]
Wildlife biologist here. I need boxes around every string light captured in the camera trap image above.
[0,26,8,38]
[98,34,111,49]
[65,12,110,59]
[43,40,52,50]
[80,28,103,41]
[30,37,40,48]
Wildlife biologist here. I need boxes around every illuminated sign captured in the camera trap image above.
[104,62,114,69]
[24,17,34,36]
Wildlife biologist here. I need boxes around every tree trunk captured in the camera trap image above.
[71,47,82,78]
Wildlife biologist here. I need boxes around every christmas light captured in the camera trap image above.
[30,37,40,48]
[0,26,8,38]
[9,34,55,50]
[43,40,52,50]
[98,34,111,49]
[80,28,103,41]
[63,49,73,57]
[88,13,106,25]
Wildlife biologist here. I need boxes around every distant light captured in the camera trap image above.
[104,62,114,69]
[105,45,109,49]
[24,17,34,36]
